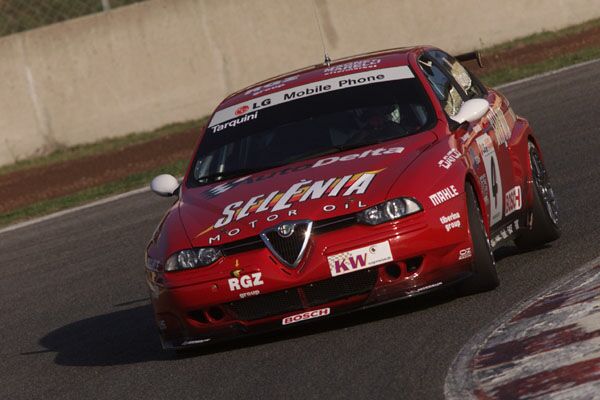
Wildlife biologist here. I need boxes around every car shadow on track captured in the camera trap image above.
[37,304,172,366]
[37,286,462,366]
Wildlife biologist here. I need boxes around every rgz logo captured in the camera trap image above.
[228,272,264,291]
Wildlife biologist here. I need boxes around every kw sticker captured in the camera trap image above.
[327,241,393,277]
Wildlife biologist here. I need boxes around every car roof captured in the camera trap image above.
[217,46,426,110]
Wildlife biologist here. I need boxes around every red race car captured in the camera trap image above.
[146,46,560,350]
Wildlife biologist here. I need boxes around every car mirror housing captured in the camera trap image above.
[151,174,180,197]
[451,98,490,124]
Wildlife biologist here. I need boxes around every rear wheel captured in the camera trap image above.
[515,142,561,250]
[457,183,499,295]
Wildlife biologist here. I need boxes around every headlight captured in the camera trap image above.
[165,248,223,272]
[357,198,422,225]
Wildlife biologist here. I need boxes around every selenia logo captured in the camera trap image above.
[213,169,382,229]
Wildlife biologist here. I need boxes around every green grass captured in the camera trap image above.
[0,159,188,228]
[480,46,600,87]
[481,17,600,53]
[0,118,205,176]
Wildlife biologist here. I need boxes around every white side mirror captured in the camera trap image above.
[151,174,180,197]
[450,98,489,124]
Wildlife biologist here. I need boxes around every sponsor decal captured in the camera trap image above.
[239,290,260,299]
[440,212,461,232]
[479,174,490,205]
[244,75,300,97]
[491,219,520,247]
[323,58,381,76]
[407,281,443,294]
[429,185,459,206]
[488,107,511,146]
[476,133,503,225]
[438,148,462,169]
[505,186,522,216]
[235,105,250,116]
[327,241,393,277]
[204,147,402,198]
[202,169,380,244]
[469,147,481,168]
[181,338,211,345]
[209,66,415,127]
[459,247,472,260]
[228,272,264,291]
[212,169,381,229]
[210,111,257,133]
[282,307,331,325]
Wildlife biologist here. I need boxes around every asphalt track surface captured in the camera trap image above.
[2,61,600,400]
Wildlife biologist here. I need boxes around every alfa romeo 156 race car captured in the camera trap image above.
[146,46,560,349]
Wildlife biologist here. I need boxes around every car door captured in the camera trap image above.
[419,50,517,229]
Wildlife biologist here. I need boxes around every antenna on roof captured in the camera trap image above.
[312,0,331,67]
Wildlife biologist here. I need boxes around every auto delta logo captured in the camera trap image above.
[197,168,384,244]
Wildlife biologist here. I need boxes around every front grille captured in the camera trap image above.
[228,288,303,321]
[263,222,310,266]
[303,268,378,307]
[226,268,378,321]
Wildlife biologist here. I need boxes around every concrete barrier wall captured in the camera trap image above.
[2,0,600,166]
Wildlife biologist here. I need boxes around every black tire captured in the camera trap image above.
[457,183,499,295]
[515,142,561,250]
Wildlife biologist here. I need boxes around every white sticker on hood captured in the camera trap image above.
[209,66,415,127]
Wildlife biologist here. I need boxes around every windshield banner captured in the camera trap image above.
[209,66,415,128]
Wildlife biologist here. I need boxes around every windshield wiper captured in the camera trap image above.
[196,138,395,184]
[268,138,396,168]
[197,164,286,184]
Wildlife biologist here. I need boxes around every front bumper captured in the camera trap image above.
[149,193,473,349]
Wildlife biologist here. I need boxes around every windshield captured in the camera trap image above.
[188,71,435,187]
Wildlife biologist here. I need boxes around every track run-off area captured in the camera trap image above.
[1,60,600,400]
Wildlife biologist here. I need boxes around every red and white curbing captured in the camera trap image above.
[445,256,600,399]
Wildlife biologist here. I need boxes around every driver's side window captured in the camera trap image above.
[418,57,463,117]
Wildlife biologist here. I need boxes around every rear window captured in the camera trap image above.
[188,67,436,187]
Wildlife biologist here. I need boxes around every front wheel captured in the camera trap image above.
[515,142,561,250]
[457,183,499,295]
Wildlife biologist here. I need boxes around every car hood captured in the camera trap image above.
[180,131,437,247]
